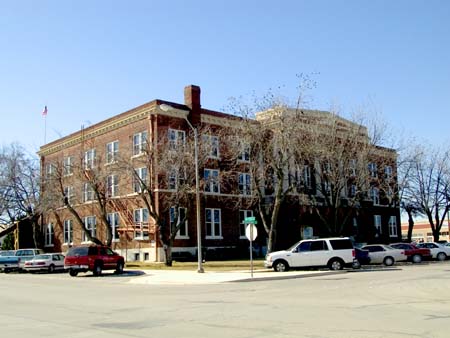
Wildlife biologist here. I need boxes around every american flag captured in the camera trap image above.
[42,106,48,116]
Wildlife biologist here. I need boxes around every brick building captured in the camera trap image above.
[38,85,401,261]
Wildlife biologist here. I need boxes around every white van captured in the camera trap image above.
[264,237,355,272]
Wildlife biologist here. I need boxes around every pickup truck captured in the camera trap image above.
[0,248,45,272]
[64,245,125,277]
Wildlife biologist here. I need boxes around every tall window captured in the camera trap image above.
[133,131,148,156]
[370,187,380,205]
[133,167,148,193]
[168,129,186,150]
[63,186,74,204]
[83,182,94,202]
[168,168,186,190]
[107,175,119,197]
[106,141,119,164]
[349,159,357,176]
[45,223,54,247]
[170,207,188,238]
[239,210,253,238]
[63,156,73,176]
[238,173,251,195]
[204,169,220,193]
[385,165,393,179]
[349,184,357,197]
[107,212,120,242]
[203,135,219,158]
[388,216,397,237]
[206,208,221,238]
[84,149,96,169]
[46,163,55,178]
[82,216,97,242]
[303,165,311,188]
[63,219,73,244]
[368,162,377,178]
[374,215,382,236]
[238,144,250,162]
[134,208,149,239]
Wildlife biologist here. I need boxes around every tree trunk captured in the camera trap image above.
[406,210,414,242]
[164,245,173,267]
[267,229,276,253]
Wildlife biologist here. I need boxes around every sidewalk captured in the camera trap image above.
[128,268,347,285]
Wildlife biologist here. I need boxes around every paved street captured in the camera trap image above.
[0,262,449,338]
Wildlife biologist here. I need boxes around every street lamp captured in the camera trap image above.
[159,104,204,273]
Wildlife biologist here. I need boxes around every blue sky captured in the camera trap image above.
[1,0,449,154]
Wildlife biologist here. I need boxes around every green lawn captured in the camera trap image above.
[125,259,265,271]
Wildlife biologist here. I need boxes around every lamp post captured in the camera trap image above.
[159,104,204,273]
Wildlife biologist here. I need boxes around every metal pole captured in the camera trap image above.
[191,126,204,273]
[250,224,253,278]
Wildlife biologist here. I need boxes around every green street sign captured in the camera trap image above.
[244,216,257,224]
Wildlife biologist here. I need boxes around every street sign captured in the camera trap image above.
[245,224,258,241]
[244,216,257,224]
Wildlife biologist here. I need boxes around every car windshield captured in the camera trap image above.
[34,254,51,260]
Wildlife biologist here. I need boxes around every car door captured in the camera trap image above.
[290,241,313,267]
[308,240,331,266]
[364,245,385,264]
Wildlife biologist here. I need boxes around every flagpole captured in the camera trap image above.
[44,114,47,144]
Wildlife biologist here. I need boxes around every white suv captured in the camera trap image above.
[264,237,355,272]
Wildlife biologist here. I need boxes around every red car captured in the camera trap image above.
[64,245,125,277]
[390,243,431,263]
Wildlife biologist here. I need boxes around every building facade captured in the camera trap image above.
[38,85,401,261]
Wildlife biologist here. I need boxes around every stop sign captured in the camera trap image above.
[245,224,258,241]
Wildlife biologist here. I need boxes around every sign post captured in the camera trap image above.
[244,217,258,278]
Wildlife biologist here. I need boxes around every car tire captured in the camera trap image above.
[115,261,124,274]
[412,254,422,264]
[273,260,289,272]
[383,256,395,266]
[437,252,447,261]
[93,262,103,276]
[328,258,344,270]
[69,269,78,277]
[48,264,55,273]
[352,260,361,269]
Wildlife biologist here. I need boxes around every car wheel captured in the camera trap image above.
[273,260,289,272]
[93,262,103,276]
[48,264,55,273]
[352,260,361,269]
[115,261,124,274]
[437,252,447,261]
[69,269,78,277]
[383,256,395,266]
[328,258,344,270]
[412,254,422,264]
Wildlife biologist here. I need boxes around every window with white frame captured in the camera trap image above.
[168,129,186,150]
[63,219,73,244]
[370,187,380,205]
[45,223,54,247]
[349,159,357,176]
[387,186,394,201]
[107,212,120,242]
[107,174,119,197]
[63,186,74,205]
[206,208,221,238]
[374,215,382,236]
[323,180,331,195]
[46,163,55,178]
[134,208,149,239]
[170,207,188,238]
[238,144,250,162]
[133,167,148,193]
[204,169,220,193]
[349,184,357,197]
[388,216,397,237]
[203,135,219,158]
[83,182,95,202]
[133,131,148,156]
[168,168,186,190]
[238,173,251,196]
[106,141,119,164]
[239,210,253,238]
[63,156,73,176]
[84,149,96,169]
[82,216,97,242]
[303,165,311,188]
[368,162,377,178]
[385,165,393,179]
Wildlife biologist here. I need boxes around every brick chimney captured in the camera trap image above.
[184,85,201,125]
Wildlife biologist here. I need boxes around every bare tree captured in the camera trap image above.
[0,143,41,247]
